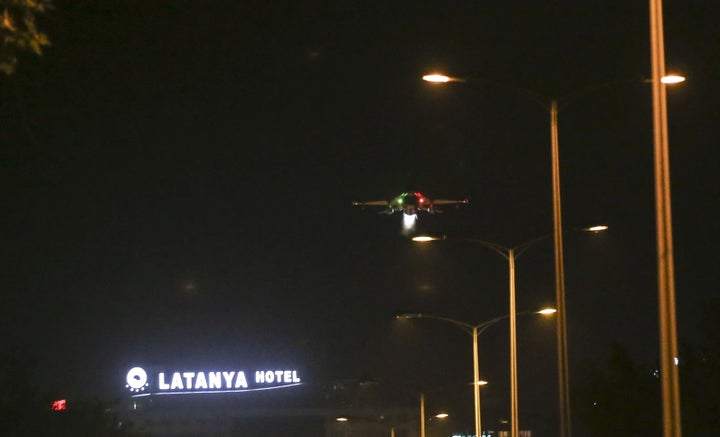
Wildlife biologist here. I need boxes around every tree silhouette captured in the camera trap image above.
[0,345,43,436]
[679,300,720,436]
[0,0,52,75]
[574,342,661,436]
[0,346,143,436]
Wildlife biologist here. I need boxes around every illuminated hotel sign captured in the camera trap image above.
[125,366,301,397]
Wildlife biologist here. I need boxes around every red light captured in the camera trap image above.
[52,399,67,411]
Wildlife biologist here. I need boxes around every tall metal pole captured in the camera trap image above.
[508,249,519,437]
[420,392,426,437]
[551,100,572,437]
[472,327,482,437]
[649,1,682,436]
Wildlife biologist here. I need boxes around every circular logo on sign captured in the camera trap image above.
[126,367,149,393]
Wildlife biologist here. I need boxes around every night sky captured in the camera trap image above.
[1,1,718,434]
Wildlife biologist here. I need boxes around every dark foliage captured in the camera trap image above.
[0,0,52,75]
[679,300,720,436]
[574,342,661,436]
[0,347,143,436]
[575,300,720,436]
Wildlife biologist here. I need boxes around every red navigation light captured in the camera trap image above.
[52,399,67,411]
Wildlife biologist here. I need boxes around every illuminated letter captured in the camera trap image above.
[195,372,208,389]
[208,372,222,389]
[171,372,183,390]
[222,371,235,388]
[292,371,300,383]
[275,370,283,382]
[183,372,195,389]
[255,371,265,383]
[284,370,291,382]
[265,370,274,383]
[234,371,248,388]
[158,372,170,390]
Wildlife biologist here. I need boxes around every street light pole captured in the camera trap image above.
[398,308,556,437]
[420,392,426,437]
[413,228,604,437]
[550,99,572,437]
[649,1,682,436]
[423,72,682,437]
[472,325,481,437]
[421,74,593,437]
[508,249,519,437]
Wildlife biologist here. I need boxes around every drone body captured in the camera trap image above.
[353,191,468,216]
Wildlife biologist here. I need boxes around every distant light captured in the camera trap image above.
[412,236,435,242]
[538,308,557,315]
[476,380,488,386]
[423,74,451,83]
[52,399,67,411]
[586,225,608,232]
[435,412,449,419]
[336,417,349,422]
[661,75,686,84]
[674,357,679,366]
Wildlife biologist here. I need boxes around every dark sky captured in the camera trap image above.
[1,0,718,434]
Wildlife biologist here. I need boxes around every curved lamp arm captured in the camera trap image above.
[396,313,474,334]
[413,225,607,260]
[397,309,556,336]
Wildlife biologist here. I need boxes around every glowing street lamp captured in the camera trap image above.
[538,308,559,315]
[397,308,555,437]
[660,74,685,84]
[422,73,462,83]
